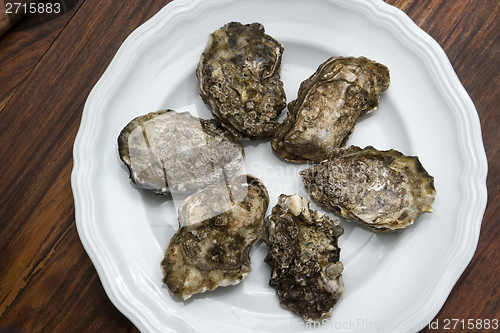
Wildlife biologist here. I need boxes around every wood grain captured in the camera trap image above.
[0,1,10,36]
[0,1,36,37]
[0,0,84,114]
[385,0,500,331]
[0,0,498,332]
[0,0,171,331]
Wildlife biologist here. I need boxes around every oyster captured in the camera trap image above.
[264,194,344,321]
[161,174,269,300]
[197,21,287,139]
[272,56,390,162]
[300,146,436,232]
[118,109,244,194]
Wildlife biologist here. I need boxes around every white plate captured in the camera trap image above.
[71,0,488,332]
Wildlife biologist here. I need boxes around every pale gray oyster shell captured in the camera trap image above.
[118,109,244,194]
[264,194,344,321]
[161,174,269,300]
[300,146,436,232]
[272,56,390,162]
[197,21,287,139]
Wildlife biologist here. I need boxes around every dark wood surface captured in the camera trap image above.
[0,0,498,332]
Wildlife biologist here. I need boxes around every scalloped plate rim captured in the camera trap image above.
[71,0,488,332]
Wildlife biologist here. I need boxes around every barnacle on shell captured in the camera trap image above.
[300,146,436,232]
[197,21,287,139]
[161,174,269,300]
[264,194,344,321]
[272,56,390,162]
[118,109,244,194]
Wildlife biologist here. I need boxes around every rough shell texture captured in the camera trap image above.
[264,194,344,321]
[118,109,244,194]
[272,56,390,162]
[197,21,287,139]
[300,146,436,232]
[161,174,269,300]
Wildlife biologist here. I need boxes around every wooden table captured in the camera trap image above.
[0,0,498,332]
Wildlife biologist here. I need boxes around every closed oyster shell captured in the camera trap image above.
[118,109,244,194]
[264,194,344,321]
[300,146,436,232]
[161,174,269,300]
[272,56,390,162]
[197,21,286,139]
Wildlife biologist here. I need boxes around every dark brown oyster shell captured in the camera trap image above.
[118,109,244,194]
[264,194,344,321]
[196,21,287,139]
[300,146,436,232]
[161,174,269,300]
[272,56,390,162]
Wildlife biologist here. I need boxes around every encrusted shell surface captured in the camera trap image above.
[264,194,344,321]
[300,146,436,232]
[197,21,287,139]
[118,109,244,194]
[161,174,269,300]
[272,56,390,162]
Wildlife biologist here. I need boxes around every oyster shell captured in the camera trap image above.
[118,109,244,194]
[300,146,436,232]
[197,21,287,139]
[264,194,344,321]
[272,56,390,162]
[161,174,269,300]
